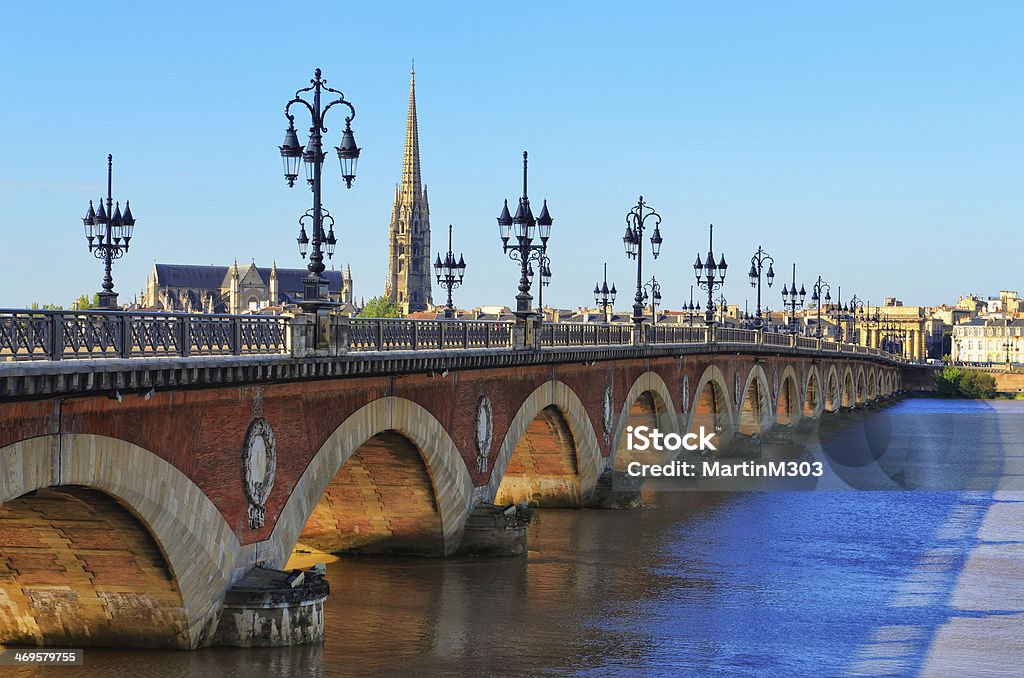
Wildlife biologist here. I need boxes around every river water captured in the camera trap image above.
[12,398,1024,677]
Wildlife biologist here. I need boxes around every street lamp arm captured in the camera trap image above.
[321,98,357,127]
[284,98,316,122]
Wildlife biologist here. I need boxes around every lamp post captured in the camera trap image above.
[747,246,775,327]
[810,276,831,339]
[623,196,663,329]
[594,263,617,322]
[279,68,360,312]
[843,294,864,343]
[497,151,553,321]
[693,223,727,325]
[780,263,806,334]
[528,254,552,319]
[433,224,466,319]
[715,293,728,325]
[641,276,662,325]
[684,285,702,326]
[82,154,136,309]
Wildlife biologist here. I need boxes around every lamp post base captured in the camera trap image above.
[96,291,119,310]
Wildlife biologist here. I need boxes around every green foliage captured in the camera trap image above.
[959,371,996,399]
[934,366,962,397]
[28,302,64,310]
[71,293,100,310]
[357,296,402,318]
[934,366,996,399]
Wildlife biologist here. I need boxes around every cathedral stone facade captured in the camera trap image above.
[143,261,353,314]
[385,68,432,314]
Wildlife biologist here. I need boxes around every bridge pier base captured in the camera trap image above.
[457,503,531,556]
[214,567,329,647]
[589,469,643,509]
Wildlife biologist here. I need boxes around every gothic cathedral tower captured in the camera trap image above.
[385,67,432,314]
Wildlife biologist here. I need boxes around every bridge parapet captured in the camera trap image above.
[4,308,906,361]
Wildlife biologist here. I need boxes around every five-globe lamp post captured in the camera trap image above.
[810,276,832,339]
[82,154,136,310]
[434,224,467,319]
[594,262,617,323]
[642,276,662,325]
[747,246,775,327]
[623,196,664,331]
[497,151,553,322]
[693,224,727,326]
[780,264,806,334]
[279,67,360,311]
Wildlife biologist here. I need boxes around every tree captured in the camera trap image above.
[934,366,996,399]
[934,366,962,397]
[959,371,996,399]
[71,293,100,310]
[28,302,64,310]
[357,296,401,318]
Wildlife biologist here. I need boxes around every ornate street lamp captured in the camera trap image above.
[641,276,662,325]
[593,262,617,322]
[780,264,806,334]
[528,253,552,318]
[82,154,136,309]
[693,223,727,325]
[747,246,775,327]
[497,151,553,321]
[684,285,702,326]
[832,288,864,343]
[715,293,729,325]
[434,224,467,319]
[623,196,663,328]
[279,68,360,311]
[810,276,831,339]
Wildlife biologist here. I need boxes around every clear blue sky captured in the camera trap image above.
[1,1,1021,311]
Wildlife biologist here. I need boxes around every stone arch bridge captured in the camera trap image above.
[0,311,925,649]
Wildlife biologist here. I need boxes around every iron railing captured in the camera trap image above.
[0,308,911,363]
[0,309,288,361]
[348,319,512,352]
[540,323,635,347]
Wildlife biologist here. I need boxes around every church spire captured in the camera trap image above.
[402,66,421,198]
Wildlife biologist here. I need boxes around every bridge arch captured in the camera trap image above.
[488,380,601,507]
[610,371,680,471]
[842,367,856,408]
[269,397,475,564]
[824,365,841,412]
[867,368,878,400]
[0,434,237,649]
[737,365,775,434]
[803,366,823,418]
[776,365,802,426]
[686,365,735,448]
[855,367,868,404]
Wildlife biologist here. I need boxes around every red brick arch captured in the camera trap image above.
[266,397,475,565]
[0,487,189,648]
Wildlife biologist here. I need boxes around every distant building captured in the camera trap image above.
[952,317,1024,365]
[143,260,354,314]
